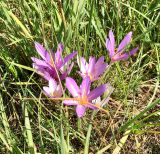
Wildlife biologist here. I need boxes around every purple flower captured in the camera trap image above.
[43,78,62,98]
[77,56,108,81]
[31,42,77,81]
[63,77,108,117]
[106,30,139,62]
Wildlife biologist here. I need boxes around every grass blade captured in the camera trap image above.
[112,130,131,154]
[119,98,160,132]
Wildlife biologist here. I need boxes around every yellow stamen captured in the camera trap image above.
[88,74,93,81]
[78,95,89,105]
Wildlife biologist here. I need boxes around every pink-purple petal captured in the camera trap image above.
[88,84,107,101]
[63,100,78,106]
[112,47,138,61]
[111,53,129,61]
[128,47,139,55]
[80,77,91,96]
[33,63,51,80]
[60,63,74,80]
[79,57,87,73]
[67,62,74,74]
[66,77,80,97]
[60,72,68,80]
[96,56,105,66]
[106,30,115,57]
[88,57,96,74]
[106,39,112,58]
[35,42,50,60]
[76,105,86,117]
[57,43,64,53]
[43,86,50,96]
[117,32,132,52]
[49,78,57,93]
[109,30,115,52]
[86,104,97,110]
[31,57,49,67]
[94,63,108,77]
[55,50,63,67]
[64,51,77,64]
[55,85,63,97]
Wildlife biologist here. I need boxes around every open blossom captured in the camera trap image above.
[43,78,62,97]
[77,56,108,81]
[31,42,77,81]
[106,30,138,62]
[63,77,108,117]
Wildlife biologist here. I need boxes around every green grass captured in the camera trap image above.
[0,0,160,153]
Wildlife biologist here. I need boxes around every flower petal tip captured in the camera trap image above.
[76,105,86,118]
[34,42,42,47]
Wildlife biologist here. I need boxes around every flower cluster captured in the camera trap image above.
[32,30,138,117]
[32,42,77,81]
